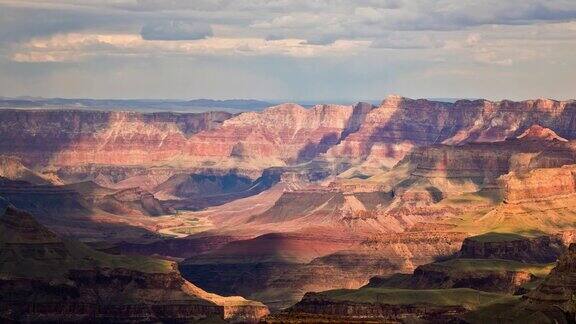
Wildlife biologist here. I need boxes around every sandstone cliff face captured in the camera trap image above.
[522,243,576,317]
[382,124,576,202]
[185,103,353,165]
[0,109,231,167]
[327,97,576,168]
[500,165,576,203]
[326,96,452,165]
[277,297,466,323]
[459,234,563,263]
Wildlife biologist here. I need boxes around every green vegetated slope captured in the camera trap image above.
[0,202,174,280]
[317,287,518,309]
[428,258,554,277]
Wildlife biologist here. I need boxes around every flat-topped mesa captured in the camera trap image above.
[501,98,566,114]
[222,103,351,129]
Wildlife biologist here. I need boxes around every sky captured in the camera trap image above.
[0,0,575,102]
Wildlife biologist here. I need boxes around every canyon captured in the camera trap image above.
[0,198,268,322]
[1,96,576,322]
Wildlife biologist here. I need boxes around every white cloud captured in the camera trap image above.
[11,33,371,62]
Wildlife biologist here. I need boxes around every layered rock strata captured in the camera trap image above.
[0,200,269,322]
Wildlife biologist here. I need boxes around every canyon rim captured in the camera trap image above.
[1,0,576,323]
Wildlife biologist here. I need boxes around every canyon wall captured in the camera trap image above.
[1,98,576,180]
[500,165,576,203]
[327,97,576,167]
[0,109,232,167]
[0,202,269,322]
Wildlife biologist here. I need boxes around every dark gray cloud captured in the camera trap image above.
[141,20,212,40]
[0,6,109,42]
[3,0,576,44]
[302,35,338,46]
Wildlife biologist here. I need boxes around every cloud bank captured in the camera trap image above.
[0,0,575,100]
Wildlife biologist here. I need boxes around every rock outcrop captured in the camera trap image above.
[521,243,576,318]
[395,125,576,199]
[0,155,58,185]
[327,97,576,168]
[459,233,563,263]
[97,187,173,217]
[180,231,466,309]
[500,165,576,204]
[0,201,268,322]
[0,109,232,167]
[464,243,576,323]
[275,287,514,323]
[368,258,554,295]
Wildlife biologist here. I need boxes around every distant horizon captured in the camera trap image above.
[2,95,574,105]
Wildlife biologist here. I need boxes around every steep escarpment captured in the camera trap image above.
[500,165,576,203]
[367,233,560,295]
[326,96,455,168]
[0,199,268,322]
[0,105,355,192]
[2,98,576,188]
[276,288,515,323]
[521,243,576,317]
[459,233,563,263]
[0,109,231,167]
[179,230,466,309]
[390,125,576,200]
[2,98,576,177]
[327,97,576,169]
[185,103,354,167]
[464,244,576,323]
